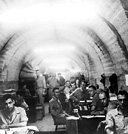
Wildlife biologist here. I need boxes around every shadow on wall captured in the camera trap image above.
[0,81,18,92]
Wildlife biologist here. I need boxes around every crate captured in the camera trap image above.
[28,110,36,123]
[36,104,44,120]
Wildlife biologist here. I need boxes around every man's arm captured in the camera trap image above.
[105,111,115,134]
[8,122,27,128]
[70,94,79,102]
[90,94,98,115]
[91,105,105,115]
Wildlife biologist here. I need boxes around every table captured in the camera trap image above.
[81,115,105,134]
[0,126,39,134]
[66,115,105,134]
[66,116,79,134]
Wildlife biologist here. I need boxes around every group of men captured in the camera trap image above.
[49,80,105,123]
[48,78,128,134]
[1,71,128,134]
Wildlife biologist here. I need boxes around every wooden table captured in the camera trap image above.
[66,115,105,134]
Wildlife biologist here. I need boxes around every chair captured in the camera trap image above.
[97,120,107,134]
[51,114,66,134]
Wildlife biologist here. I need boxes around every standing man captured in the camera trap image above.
[47,73,59,100]
[57,73,65,86]
[36,70,47,112]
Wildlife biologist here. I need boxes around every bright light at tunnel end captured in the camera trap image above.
[33,44,77,72]
[33,45,75,55]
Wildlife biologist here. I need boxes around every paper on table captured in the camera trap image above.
[82,115,94,118]
[82,115,105,118]
[86,100,92,103]
[0,130,14,134]
[0,126,39,134]
[10,126,39,131]
[110,96,117,101]
[0,130,6,134]
[9,126,39,134]
[66,116,79,120]
[95,115,105,118]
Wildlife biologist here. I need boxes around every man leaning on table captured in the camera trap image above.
[0,94,28,129]
[0,93,39,134]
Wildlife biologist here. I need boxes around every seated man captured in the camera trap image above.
[0,94,28,129]
[70,80,89,104]
[22,85,31,97]
[49,87,68,124]
[88,85,109,115]
[15,91,29,112]
[0,93,39,134]
[64,80,71,99]
[105,90,128,134]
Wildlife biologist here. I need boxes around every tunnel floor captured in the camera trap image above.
[28,102,97,134]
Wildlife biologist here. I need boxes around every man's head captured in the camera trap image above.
[58,73,61,76]
[88,85,96,97]
[99,89,109,105]
[3,94,15,112]
[65,80,70,87]
[117,90,128,109]
[80,80,86,89]
[70,82,76,91]
[53,88,60,99]
[23,84,27,89]
[75,78,80,85]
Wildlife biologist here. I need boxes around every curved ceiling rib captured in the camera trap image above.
[84,27,114,70]
[71,27,114,75]
[54,25,113,75]
[100,15,128,64]
[118,0,128,18]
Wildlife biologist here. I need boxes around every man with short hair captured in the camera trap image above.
[105,90,128,134]
[88,85,108,115]
[36,70,47,104]
[64,80,71,98]
[47,73,59,100]
[49,88,67,124]
[88,85,97,99]
[70,80,89,103]
[0,94,28,129]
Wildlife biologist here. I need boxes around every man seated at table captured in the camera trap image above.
[105,90,128,134]
[0,94,28,129]
[49,87,69,124]
[15,91,29,112]
[70,81,89,103]
[0,93,39,134]
[88,85,109,115]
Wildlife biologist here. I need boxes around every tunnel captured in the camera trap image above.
[1,0,128,133]
[0,0,128,92]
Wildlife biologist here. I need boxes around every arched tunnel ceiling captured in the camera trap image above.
[0,0,128,82]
